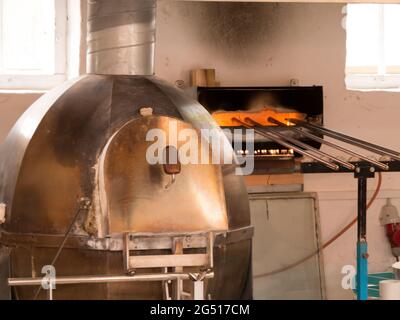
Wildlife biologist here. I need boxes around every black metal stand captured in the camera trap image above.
[302,162,387,300]
[242,115,400,300]
[354,166,375,300]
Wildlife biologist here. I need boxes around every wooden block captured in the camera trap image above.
[190,69,216,87]
[205,69,216,87]
[191,69,207,87]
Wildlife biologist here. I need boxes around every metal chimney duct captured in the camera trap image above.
[87,0,156,75]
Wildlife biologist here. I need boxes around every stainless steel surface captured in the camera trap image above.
[101,116,227,234]
[268,117,389,171]
[193,281,205,300]
[153,79,252,230]
[247,118,355,171]
[8,272,215,286]
[33,198,91,300]
[288,118,400,163]
[87,0,156,75]
[129,254,209,269]
[0,226,253,251]
[0,75,252,300]
[213,226,254,247]
[257,134,338,171]
[124,232,213,270]
[0,203,5,224]
[0,77,83,222]
[232,117,339,171]
[0,248,10,300]
[0,0,251,300]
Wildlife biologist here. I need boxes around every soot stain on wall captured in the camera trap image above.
[174,2,279,63]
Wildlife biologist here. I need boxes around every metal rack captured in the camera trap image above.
[7,227,254,300]
[8,232,216,301]
[8,272,214,301]
[233,116,400,300]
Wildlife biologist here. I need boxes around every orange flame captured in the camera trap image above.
[212,108,305,127]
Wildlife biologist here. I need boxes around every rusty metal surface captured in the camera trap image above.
[0,75,252,300]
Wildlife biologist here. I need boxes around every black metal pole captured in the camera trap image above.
[357,177,367,241]
[355,171,372,300]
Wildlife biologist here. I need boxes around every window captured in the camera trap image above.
[0,0,80,90]
[345,4,400,90]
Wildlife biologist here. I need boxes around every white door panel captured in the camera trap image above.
[250,193,324,300]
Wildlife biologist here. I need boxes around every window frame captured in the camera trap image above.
[345,4,400,90]
[0,0,68,90]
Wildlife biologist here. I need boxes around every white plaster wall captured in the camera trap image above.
[0,0,87,143]
[0,93,42,142]
[0,1,399,299]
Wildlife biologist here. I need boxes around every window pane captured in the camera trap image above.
[346,4,381,71]
[2,0,55,74]
[384,4,400,70]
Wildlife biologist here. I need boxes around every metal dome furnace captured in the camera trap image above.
[0,0,252,300]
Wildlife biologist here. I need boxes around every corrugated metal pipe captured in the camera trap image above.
[87,0,156,75]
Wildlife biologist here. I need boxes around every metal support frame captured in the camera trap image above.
[193,281,204,300]
[8,271,215,301]
[8,272,215,286]
[232,116,400,300]
[8,273,214,301]
[354,166,375,300]
[122,231,214,300]
[123,232,214,270]
[7,232,217,300]
[5,226,253,300]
